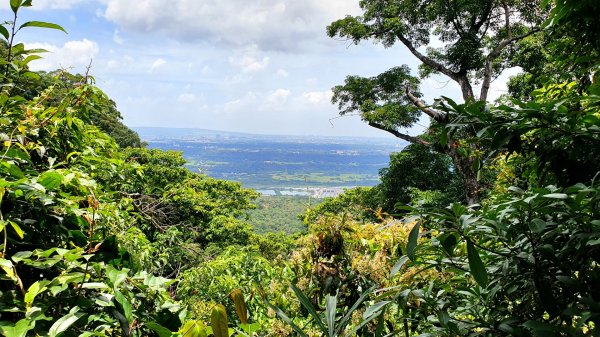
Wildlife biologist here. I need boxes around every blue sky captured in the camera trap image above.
[1,0,515,138]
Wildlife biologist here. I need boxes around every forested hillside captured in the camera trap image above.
[0,0,599,336]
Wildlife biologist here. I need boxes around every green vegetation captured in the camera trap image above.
[271,173,378,185]
[248,196,312,234]
[1,0,599,336]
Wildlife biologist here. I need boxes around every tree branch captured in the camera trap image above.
[479,27,540,101]
[395,33,459,81]
[367,121,430,146]
[471,0,494,32]
[405,88,447,122]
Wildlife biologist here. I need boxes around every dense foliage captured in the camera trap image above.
[1,0,599,336]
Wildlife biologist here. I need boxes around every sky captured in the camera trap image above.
[1,0,516,138]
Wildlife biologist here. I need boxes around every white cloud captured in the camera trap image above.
[25,39,99,72]
[276,68,289,77]
[0,0,84,10]
[149,58,167,73]
[302,90,333,104]
[265,88,291,105]
[101,0,361,51]
[223,92,258,113]
[229,46,269,73]
[113,29,124,44]
[178,93,196,103]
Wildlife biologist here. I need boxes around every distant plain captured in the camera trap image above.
[135,127,405,192]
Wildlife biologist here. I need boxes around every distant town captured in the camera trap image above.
[256,187,346,198]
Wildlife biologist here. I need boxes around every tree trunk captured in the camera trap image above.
[448,141,480,205]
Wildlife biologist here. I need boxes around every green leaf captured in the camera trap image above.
[529,219,547,233]
[10,221,24,239]
[438,310,450,327]
[263,299,308,337]
[467,240,488,287]
[336,285,376,336]
[390,256,409,277]
[10,0,22,14]
[0,319,34,337]
[522,320,558,337]
[22,55,43,65]
[107,265,128,288]
[229,289,248,325]
[439,232,459,256]
[543,193,568,199]
[48,307,84,337]
[406,221,420,261]
[18,21,67,34]
[24,281,45,306]
[4,162,24,179]
[291,283,327,333]
[0,25,9,40]
[211,304,229,337]
[114,290,132,323]
[38,171,63,190]
[491,128,512,150]
[363,301,390,319]
[146,322,173,337]
[181,321,207,337]
[325,294,337,337]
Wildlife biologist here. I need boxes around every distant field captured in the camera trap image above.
[271,173,378,185]
[136,127,405,190]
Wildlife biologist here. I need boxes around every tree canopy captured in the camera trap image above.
[328,0,548,204]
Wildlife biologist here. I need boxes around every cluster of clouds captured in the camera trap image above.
[6,0,519,137]
[0,0,84,10]
[100,0,360,51]
[26,39,99,73]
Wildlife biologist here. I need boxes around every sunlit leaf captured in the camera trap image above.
[10,0,22,14]
[48,307,84,337]
[18,21,67,34]
[211,304,229,337]
[181,320,207,337]
[406,221,420,261]
[38,171,63,190]
[229,289,248,325]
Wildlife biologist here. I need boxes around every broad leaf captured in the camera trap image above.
[114,290,132,323]
[264,299,308,337]
[390,256,409,277]
[18,21,67,34]
[10,0,22,14]
[0,25,9,40]
[229,289,248,324]
[0,319,33,337]
[38,171,63,190]
[291,283,327,333]
[48,307,84,337]
[406,221,420,261]
[211,304,229,337]
[10,221,24,239]
[146,322,173,337]
[181,320,207,337]
[467,240,488,287]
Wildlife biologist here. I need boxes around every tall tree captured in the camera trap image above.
[328,0,546,204]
